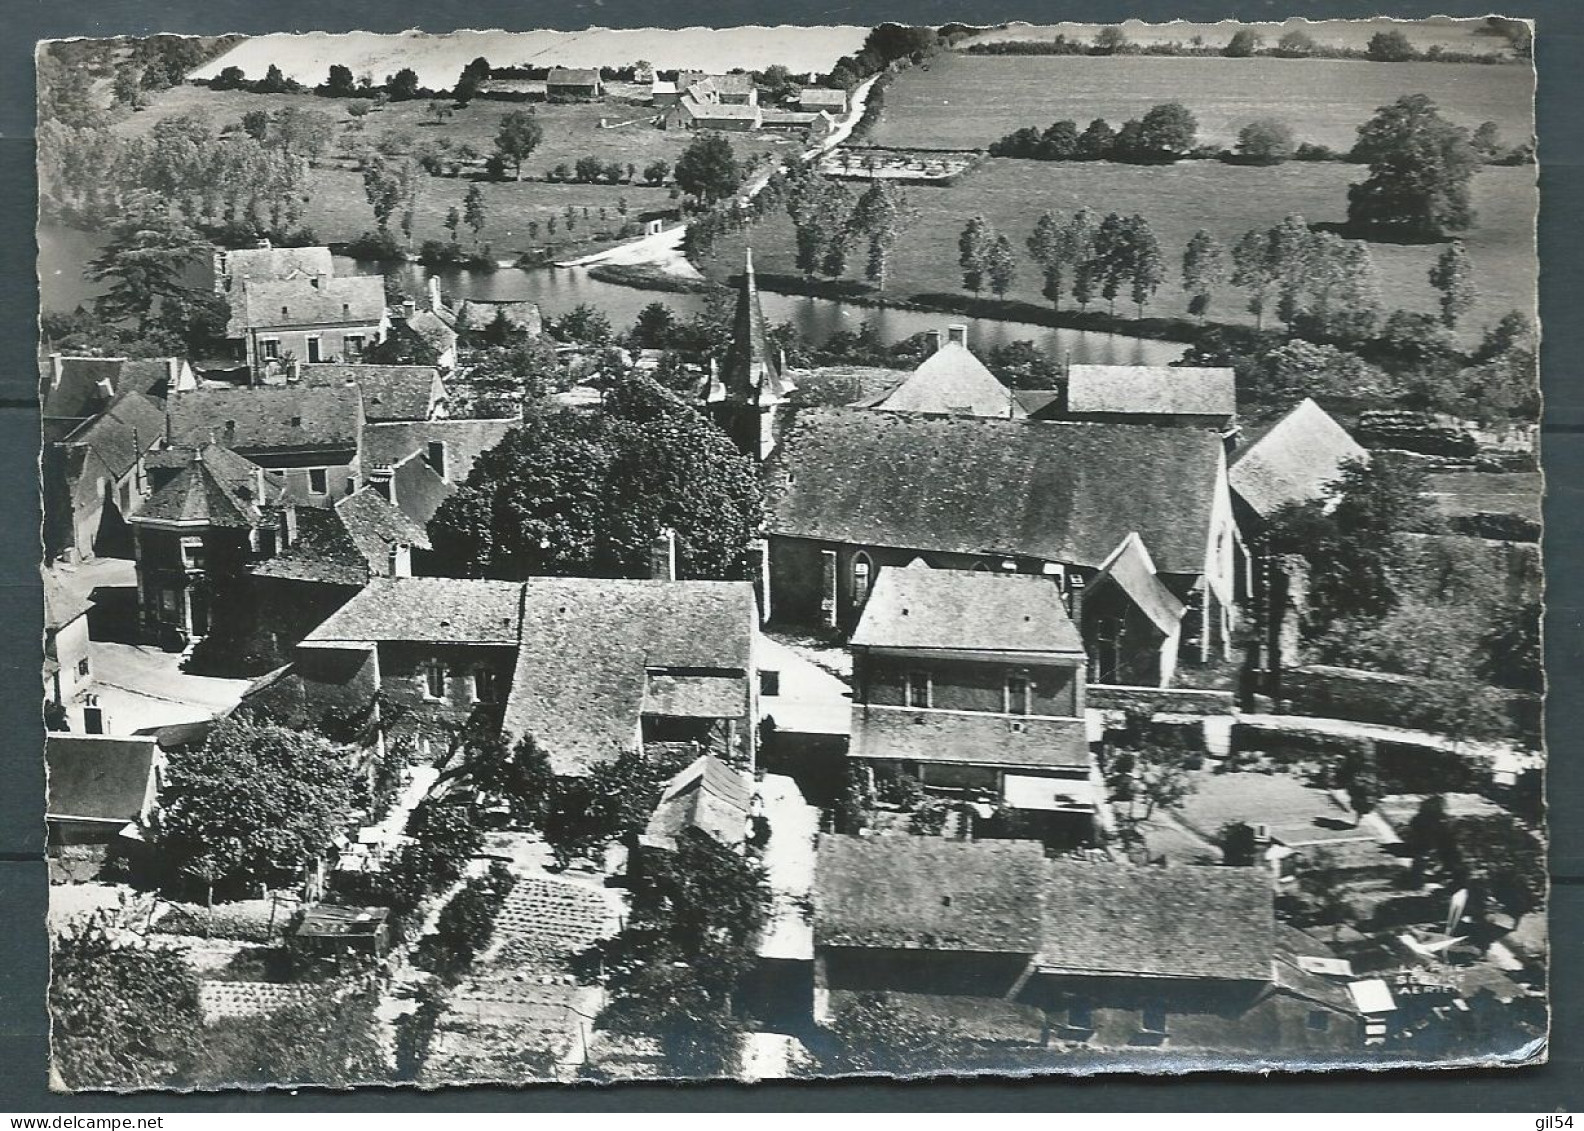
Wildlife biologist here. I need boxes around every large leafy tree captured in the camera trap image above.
[673,132,741,203]
[849,179,917,292]
[153,717,355,896]
[1134,101,1199,162]
[1428,240,1478,329]
[87,201,209,333]
[1181,228,1228,320]
[494,109,544,179]
[429,375,763,581]
[1347,94,1481,239]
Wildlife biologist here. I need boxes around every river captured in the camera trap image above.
[39,223,1187,367]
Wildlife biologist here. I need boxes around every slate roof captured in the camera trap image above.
[303,576,524,645]
[42,568,95,631]
[866,342,1025,418]
[547,67,601,86]
[361,418,518,482]
[1037,862,1274,982]
[42,356,178,426]
[796,87,848,109]
[248,506,369,586]
[388,450,456,525]
[1230,398,1368,521]
[767,410,1224,574]
[336,486,431,560]
[228,275,387,335]
[46,734,158,823]
[1087,533,1186,638]
[1014,389,1062,418]
[168,386,364,454]
[850,562,1084,655]
[506,578,756,776]
[642,673,748,718]
[1066,364,1236,419]
[132,443,278,528]
[814,835,1048,953]
[58,392,167,510]
[300,364,444,422]
[218,245,335,291]
[685,100,762,121]
[710,72,758,95]
[850,706,1091,769]
[640,754,753,851]
[702,248,793,407]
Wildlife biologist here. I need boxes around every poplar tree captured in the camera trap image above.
[1429,240,1478,329]
[1181,229,1228,321]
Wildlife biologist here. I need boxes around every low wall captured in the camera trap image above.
[1281,664,1538,742]
[1088,684,1236,717]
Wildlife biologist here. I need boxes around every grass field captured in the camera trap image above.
[868,52,1535,153]
[957,17,1521,58]
[188,26,871,91]
[705,157,1536,344]
[115,84,798,255]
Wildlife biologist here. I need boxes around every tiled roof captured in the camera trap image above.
[1037,862,1274,982]
[849,706,1091,769]
[814,835,1048,953]
[506,578,756,776]
[229,275,387,335]
[710,72,758,94]
[168,386,364,454]
[640,754,753,851]
[867,342,1025,418]
[1087,533,1186,638]
[687,101,762,120]
[42,567,95,630]
[303,576,524,645]
[46,734,158,823]
[218,245,334,291]
[42,356,178,425]
[1066,364,1236,418]
[1014,389,1062,417]
[361,418,518,482]
[132,443,277,528]
[59,392,167,509]
[1230,398,1367,521]
[642,672,748,718]
[300,364,444,422]
[767,410,1223,574]
[336,486,432,559]
[850,561,1083,654]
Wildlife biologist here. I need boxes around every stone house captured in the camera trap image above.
[795,87,848,114]
[1229,397,1367,535]
[662,98,763,131]
[290,573,760,775]
[812,836,1369,1057]
[847,562,1099,835]
[214,243,335,294]
[41,354,192,444]
[166,385,367,506]
[42,391,166,562]
[226,273,389,376]
[763,408,1246,680]
[545,67,603,99]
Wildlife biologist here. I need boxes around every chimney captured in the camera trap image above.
[166,357,180,387]
[388,542,412,578]
[425,440,447,479]
[279,503,298,549]
[254,465,266,501]
[94,377,115,405]
[427,275,444,314]
[369,466,395,504]
[925,329,943,353]
[649,526,678,581]
[401,298,417,321]
[49,353,64,391]
[947,323,969,347]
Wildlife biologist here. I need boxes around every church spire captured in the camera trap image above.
[715,245,792,407]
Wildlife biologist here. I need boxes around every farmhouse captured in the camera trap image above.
[857,325,1025,418]
[760,108,834,135]
[295,572,759,776]
[762,409,1244,677]
[1062,364,1237,431]
[226,274,389,376]
[847,562,1098,836]
[166,385,366,505]
[663,97,763,131]
[546,67,603,99]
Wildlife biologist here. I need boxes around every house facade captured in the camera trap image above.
[546,68,603,98]
[847,562,1099,834]
[42,391,165,562]
[43,568,94,714]
[227,274,389,377]
[763,408,1246,681]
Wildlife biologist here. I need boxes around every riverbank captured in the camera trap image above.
[584,263,724,295]
[744,271,1201,346]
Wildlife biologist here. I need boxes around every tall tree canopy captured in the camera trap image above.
[673,132,742,203]
[1347,94,1480,239]
[87,201,209,333]
[494,109,545,179]
[153,717,355,896]
[429,375,763,581]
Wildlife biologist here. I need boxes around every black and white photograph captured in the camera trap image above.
[36,16,1545,1090]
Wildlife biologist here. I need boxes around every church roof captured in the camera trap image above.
[704,249,794,408]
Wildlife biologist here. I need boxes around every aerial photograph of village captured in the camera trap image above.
[36,16,1544,1089]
